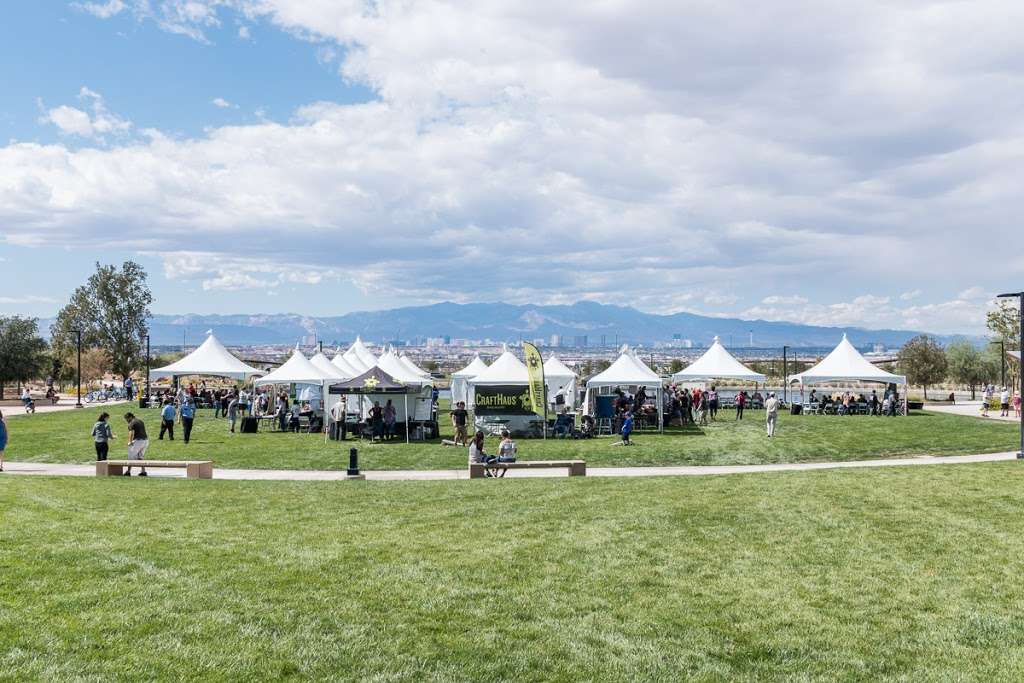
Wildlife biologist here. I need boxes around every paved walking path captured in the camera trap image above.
[925,401,1021,422]
[2,451,1018,481]
[1,398,129,416]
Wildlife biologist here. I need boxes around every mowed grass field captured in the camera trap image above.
[1,401,1018,470]
[5,463,1024,680]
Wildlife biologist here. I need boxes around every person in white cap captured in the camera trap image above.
[764,392,781,438]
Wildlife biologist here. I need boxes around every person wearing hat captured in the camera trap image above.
[764,392,781,438]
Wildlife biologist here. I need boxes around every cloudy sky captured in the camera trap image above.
[1,1,1021,333]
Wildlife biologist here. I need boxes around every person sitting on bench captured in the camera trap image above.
[468,430,498,477]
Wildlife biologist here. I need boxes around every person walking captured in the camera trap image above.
[123,412,148,476]
[451,401,469,446]
[735,391,747,420]
[1000,387,1010,417]
[0,409,7,472]
[708,386,719,421]
[91,412,114,461]
[180,398,196,444]
[621,411,634,445]
[697,392,709,426]
[765,392,780,438]
[227,393,240,433]
[158,399,176,440]
[383,399,396,440]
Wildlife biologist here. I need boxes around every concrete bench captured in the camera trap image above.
[96,460,213,479]
[469,459,586,479]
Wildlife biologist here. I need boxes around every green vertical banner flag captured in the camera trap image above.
[522,341,547,416]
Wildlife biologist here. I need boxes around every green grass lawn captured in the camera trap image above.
[1,402,1018,471]
[5,463,1024,680]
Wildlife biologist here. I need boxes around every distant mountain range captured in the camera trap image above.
[39,301,963,349]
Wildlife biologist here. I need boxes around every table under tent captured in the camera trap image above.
[149,332,264,404]
[543,356,578,411]
[671,336,766,407]
[450,355,488,407]
[787,334,908,415]
[466,346,549,437]
[584,347,665,433]
[327,366,431,443]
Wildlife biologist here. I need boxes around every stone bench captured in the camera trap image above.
[96,460,213,479]
[469,459,585,479]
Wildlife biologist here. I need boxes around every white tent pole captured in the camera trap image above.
[405,393,410,444]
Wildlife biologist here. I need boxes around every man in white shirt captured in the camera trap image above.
[1001,388,1011,417]
[764,392,781,438]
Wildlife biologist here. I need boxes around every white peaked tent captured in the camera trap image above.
[544,356,578,408]
[151,333,263,380]
[450,355,488,406]
[672,336,766,383]
[347,337,378,370]
[467,347,531,388]
[254,350,333,387]
[376,348,432,386]
[331,352,363,378]
[788,334,907,386]
[310,352,349,380]
[399,352,432,379]
[585,347,664,432]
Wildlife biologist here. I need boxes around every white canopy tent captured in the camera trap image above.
[309,352,350,381]
[467,347,530,389]
[151,333,264,380]
[399,352,432,379]
[342,337,378,372]
[450,355,488,406]
[376,348,433,387]
[584,347,664,432]
[331,352,363,379]
[543,356,578,409]
[254,350,334,411]
[671,336,766,383]
[788,334,907,413]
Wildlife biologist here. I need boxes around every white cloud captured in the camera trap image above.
[9,1,1024,334]
[0,295,57,305]
[39,87,131,140]
[762,295,809,306]
[900,289,922,301]
[159,251,342,291]
[957,286,990,301]
[237,25,250,40]
[211,97,235,108]
[74,0,126,19]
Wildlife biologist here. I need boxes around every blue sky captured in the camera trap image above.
[1,1,1022,333]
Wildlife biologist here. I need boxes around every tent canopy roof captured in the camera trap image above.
[672,336,766,382]
[543,356,577,380]
[151,333,263,379]
[328,366,412,394]
[788,334,907,385]
[254,349,332,386]
[398,352,431,379]
[331,352,362,378]
[587,348,662,388]
[452,355,488,378]
[309,352,349,380]
[467,348,530,385]
[342,337,376,373]
[375,349,433,386]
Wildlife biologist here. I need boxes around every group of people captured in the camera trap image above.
[982,386,1023,418]
[90,410,149,476]
[467,429,518,477]
[806,388,901,416]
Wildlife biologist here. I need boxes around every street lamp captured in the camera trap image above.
[71,328,83,408]
[990,340,1006,389]
[145,334,151,406]
[783,345,789,404]
[996,292,1023,459]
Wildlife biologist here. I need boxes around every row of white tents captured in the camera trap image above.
[154,331,908,423]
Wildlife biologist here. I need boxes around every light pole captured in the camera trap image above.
[72,328,83,408]
[990,340,1006,389]
[996,292,1023,459]
[145,334,151,406]
[783,345,789,404]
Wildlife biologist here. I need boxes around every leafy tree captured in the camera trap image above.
[51,261,153,380]
[945,339,991,399]
[899,335,948,400]
[80,347,113,386]
[668,359,684,374]
[0,316,49,399]
[987,301,1021,348]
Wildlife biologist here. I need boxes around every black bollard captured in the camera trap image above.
[347,448,360,476]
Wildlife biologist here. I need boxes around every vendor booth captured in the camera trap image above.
[671,336,766,384]
[787,334,907,414]
[584,348,664,432]
[450,355,488,407]
[327,366,430,443]
[466,347,546,437]
[253,349,334,413]
[543,356,578,410]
